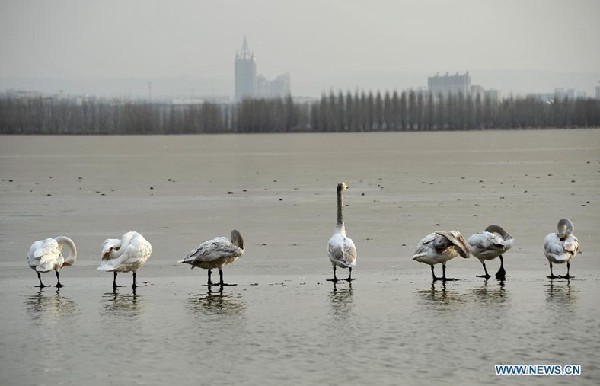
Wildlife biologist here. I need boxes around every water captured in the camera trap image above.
[1,130,599,385]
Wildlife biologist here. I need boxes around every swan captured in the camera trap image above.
[98,231,152,290]
[178,229,244,287]
[468,225,513,280]
[413,231,470,282]
[544,219,580,279]
[327,182,357,282]
[27,236,77,288]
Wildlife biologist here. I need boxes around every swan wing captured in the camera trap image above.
[181,237,243,264]
[543,233,571,262]
[119,234,152,266]
[563,234,579,254]
[468,231,508,259]
[437,231,470,258]
[412,232,438,260]
[328,233,357,267]
[98,232,152,271]
[27,238,61,272]
[413,231,469,264]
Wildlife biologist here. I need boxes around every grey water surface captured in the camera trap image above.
[1,130,599,385]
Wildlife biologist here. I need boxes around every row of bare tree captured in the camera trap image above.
[1,91,598,134]
[310,90,600,131]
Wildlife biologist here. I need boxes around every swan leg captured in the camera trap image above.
[477,262,491,279]
[132,271,137,289]
[563,262,573,279]
[495,256,506,280]
[36,272,46,288]
[547,262,558,279]
[207,269,213,286]
[55,271,63,288]
[113,271,117,290]
[431,265,440,282]
[219,268,237,286]
[345,267,354,282]
[442,263,458,282]
[327,265,339,282]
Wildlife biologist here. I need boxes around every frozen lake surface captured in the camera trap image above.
[1,130,599,385]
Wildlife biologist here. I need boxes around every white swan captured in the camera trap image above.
[178,229,244,287]
[27,236,77,288]
[413,231,470,282]
[468,225,513,280]
[98,231,152,290]
[544,219,580,279]
[327,182,357,282]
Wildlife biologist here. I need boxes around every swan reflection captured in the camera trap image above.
[471,279,508,306]
[101,291,144,317]
[25,288,78,319]
[187,287,246,316]
[416,282,465,308]
[545,278,577,307]
[329,281,354,318]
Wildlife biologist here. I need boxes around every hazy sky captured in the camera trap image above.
[1,0,599,97]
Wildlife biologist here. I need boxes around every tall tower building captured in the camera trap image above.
[235,37,256,102]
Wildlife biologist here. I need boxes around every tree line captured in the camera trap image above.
[1,91,599,134]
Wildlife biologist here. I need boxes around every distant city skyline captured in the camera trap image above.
[1,0,599,98]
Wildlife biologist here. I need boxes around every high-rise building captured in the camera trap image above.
[428,72,471,98]
[595,81,600,100]
[234,37,291,101]
[256,73,291,99]
[235,37,256,101]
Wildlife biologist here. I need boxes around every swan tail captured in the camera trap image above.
[35,262,53,273]
[97,263,115,272]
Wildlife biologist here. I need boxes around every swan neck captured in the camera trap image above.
[337,187,344,226]
[113,232,135,259]
[55,236,77,264]
[231,231,244,250]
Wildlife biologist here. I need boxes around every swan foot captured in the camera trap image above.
[55,272,63,288]
[326,278,339,282]
[205,282,237,287]
[547,275,560,279]
[479,262,491,280]
[442,278,459,282]
[213,270,236,287]
[561,274,573,279]
[344,278,355,282]
[496,256,506,280]
[35,283,46,288]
